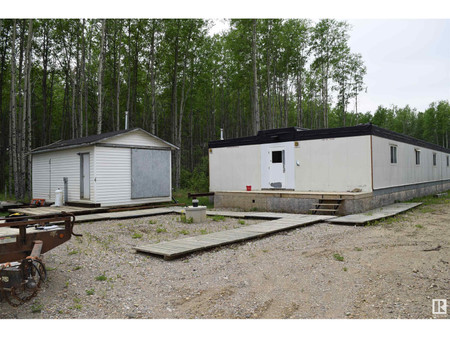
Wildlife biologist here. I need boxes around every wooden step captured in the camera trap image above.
[316,203,340,207]
[309,208,338,213]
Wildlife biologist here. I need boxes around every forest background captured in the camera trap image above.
[0,19,448,199]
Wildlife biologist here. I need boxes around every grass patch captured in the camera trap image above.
[179,214,193,224]
[95,274,107,282]
[178,229,190,235]
[86,288,95,296]
[131,232,143,239]
[333,253,344,262]
[68,250,79,256]
[156,226,167,233]
[238,219,245,225]
[148,220,157,225]
[415,224,423,229]
[354,247,363,251]
[409,190,449,206]
[31,302,43,313]
[211,215,225,222]
[200,229,208,235]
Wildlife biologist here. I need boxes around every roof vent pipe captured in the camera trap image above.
[125,111,129,130]
[220,128,224,140]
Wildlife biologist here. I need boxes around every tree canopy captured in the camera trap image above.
[0,19,448,198]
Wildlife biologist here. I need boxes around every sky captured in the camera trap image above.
[4,1,450,115]
[209,18,450,114]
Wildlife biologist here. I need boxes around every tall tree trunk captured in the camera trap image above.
[116,20,122,131]
[150,22,156,134]
[26,20,33,195]
[252,19,260,134]
[10,20,19,198]
[80,19,86,137]
[97,19,106,134]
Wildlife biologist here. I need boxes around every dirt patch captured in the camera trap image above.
[0,203,448,319]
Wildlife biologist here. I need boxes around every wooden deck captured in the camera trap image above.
[135,213,333,260]
[8,205,106,217]
[327,203,422,225]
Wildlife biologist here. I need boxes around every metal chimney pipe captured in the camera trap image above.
[125,111,129,130]
[220,128,224,140]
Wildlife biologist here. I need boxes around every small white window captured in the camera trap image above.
[415,149,421,165]
[390,145,397,164]
[433,153,437,166]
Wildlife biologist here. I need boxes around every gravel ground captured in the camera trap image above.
[0,203,449,319]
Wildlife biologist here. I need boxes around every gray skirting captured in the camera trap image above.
[373,180,450,196]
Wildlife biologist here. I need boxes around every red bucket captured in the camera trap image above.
[246,185,252,191]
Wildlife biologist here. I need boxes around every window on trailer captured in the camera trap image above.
[433,153,437,166]
[272,151,283,163]
[390,145,397,164]
[415,149,420,165]
[447,155,449,167]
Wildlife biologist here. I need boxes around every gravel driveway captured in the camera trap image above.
[1,202,448,319]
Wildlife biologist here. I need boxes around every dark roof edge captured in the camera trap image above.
[208,124,450,154]
[31,128,178,154]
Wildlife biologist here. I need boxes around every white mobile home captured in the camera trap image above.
[31,128,178,207]
[208,124,450,213]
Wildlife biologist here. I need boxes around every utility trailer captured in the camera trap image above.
[0,213,80,306]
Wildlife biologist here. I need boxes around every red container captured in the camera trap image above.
[246,185,252,191]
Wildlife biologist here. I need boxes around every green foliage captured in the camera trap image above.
[180,156,209,192]
[211,215,225,222]
[333,253,344,261]
[0,18,448,200]
[156,226,167,233]
[85,288,95,296]
[95,274,107,281]
[31,302,43,313]
[131,232,143,239]
[179,214,193,224]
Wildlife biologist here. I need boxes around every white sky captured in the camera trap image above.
[4,0,450,115]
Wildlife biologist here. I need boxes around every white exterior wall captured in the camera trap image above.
[209,144,261,191]
[100,129,169,148]
[294,135,372,192]
[32,146,94,202]
[372,135,450,189]
[93,146,171,206]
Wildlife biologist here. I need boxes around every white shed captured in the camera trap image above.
[31,128,178,207]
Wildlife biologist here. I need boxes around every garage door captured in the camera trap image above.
[131,149,171,198]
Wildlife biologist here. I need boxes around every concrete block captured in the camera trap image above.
[185,206,207,223]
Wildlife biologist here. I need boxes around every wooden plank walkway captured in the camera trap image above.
[328,202,422,225]
[8,205,107,217]
[135,214,333,260]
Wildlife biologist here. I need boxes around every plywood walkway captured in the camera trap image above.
[135,214,333,260]
[8,205,106,217]
[328,203,422,225]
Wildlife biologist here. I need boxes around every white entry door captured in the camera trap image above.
[268,148,285,188]
[80,153,90,199]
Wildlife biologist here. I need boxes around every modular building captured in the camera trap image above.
[208,124,450,214]
[31,128,178,207]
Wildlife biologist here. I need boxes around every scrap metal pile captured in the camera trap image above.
[0,213,80,306]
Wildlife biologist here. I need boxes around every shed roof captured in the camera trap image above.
[31,128,178,154]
